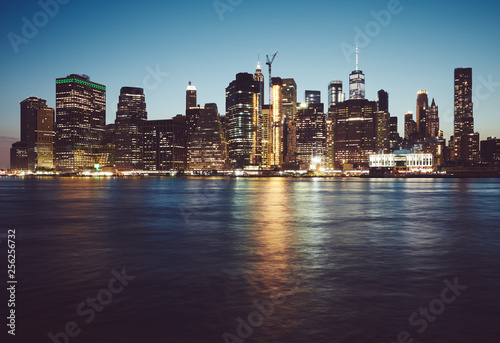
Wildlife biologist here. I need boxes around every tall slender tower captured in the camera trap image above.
[454,67,478,162]
[349,46,365,100]
[186,82,197,111]
[427,99,439,139]
[416,90,429,139]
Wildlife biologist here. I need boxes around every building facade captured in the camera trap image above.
[114,87,147,170]
[13,97,55,171]
[55,74,106,171]
[226,73,261,168]
[143,115,187,171]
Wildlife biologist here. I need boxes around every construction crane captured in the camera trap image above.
[266,51,278,96]
[266,51,278,166]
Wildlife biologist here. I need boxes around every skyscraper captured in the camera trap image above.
[305,90,321,105]
[55,74,106,171]
[254,62,265,165]
[328,81,344,109]
[404,111,417,142]
[349,47,365,100]
[330,98,377,169]
[389,116,401,152]
[416,90,429,139]
[115,87,147,170]
[454,67,479,163]
[12,97,55,171]
[427,99,439,139]
[188,103,228,170]
[270,77,284,167]
[143,115,187,171]
[226,72,261,168]
[377,90,389,113]
[186,82,197,111]
[296,103,326,167]
[282,78,297,121]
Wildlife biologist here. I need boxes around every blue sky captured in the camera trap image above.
[1,0,499,168]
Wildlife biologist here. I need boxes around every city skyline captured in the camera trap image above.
[1,0,500,168]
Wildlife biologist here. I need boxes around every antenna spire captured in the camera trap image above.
[356,45,359,71]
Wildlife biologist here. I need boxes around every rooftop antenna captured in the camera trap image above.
[355,45,359,71]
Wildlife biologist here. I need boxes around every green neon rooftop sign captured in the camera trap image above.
[56,78,106,90]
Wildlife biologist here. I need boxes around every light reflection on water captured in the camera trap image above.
[1,177,500,342]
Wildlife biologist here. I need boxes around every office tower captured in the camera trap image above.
[375,111,390,153]
[404,111,417,141]
[114,87,147,170]
[270,77,284,167]
[10,142,28,171]
[226,72,261,168]
[284,120,297,165]
[325,118,335,170]
[261,105,271,167]
[13,97,55,171]
[188,103,228,170]
[282,78,297,121]
[434,131,446,167]
[305,90,321,105]
[55,74,106,171]
[416,90,429,139]
[328,81,344,109]
[377,90,389,113]
[389,116,401,152]
[254,62,265,165]
[454,67,479,163]
[349,47,365,100]
[186,82,197,111]
[296,103,326,167]
[143,115,187,171]
[330,98,377,169]
[480,137,500,163]
[427,99,439,139]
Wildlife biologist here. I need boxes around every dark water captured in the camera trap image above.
[1,177,500,342]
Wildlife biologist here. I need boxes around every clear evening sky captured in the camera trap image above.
[1,0,499,168]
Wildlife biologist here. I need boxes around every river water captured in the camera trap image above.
[1,177,499,342]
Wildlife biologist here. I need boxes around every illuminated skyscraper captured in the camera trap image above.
[115,87,147,170]
[188,103,228,170]
[12,97,55,171]
[330,98,377,169]
[328,81,344,109]
[427,99,439,139]
[305,90,321,105]
[226,72,261,168]
[282,78,297,121]
[349,47,365,100]
[270,77,284,167]
[454,67,479,163]
[55,74,106,171]
[143,115,187,171]
[416,90,429,139]
[186,82,197,111]
[296,103,326,167]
